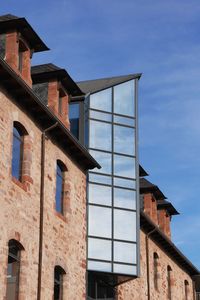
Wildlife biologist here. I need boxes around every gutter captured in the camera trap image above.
[37,122,58,300]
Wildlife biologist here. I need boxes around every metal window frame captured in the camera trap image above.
[86,79,140,278]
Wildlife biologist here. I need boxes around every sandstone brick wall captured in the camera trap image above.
[117,229,194,300]
[0,86,87,300]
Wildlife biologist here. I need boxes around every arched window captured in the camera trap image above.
[12,122,27,181]
[55,160,67,214]
[167,265,172,300]
[184,280,189,300]
[153,252,159,290]
[6,239,24,300]
[54,266,66,300]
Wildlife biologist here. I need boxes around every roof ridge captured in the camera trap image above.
[77,73,141,84]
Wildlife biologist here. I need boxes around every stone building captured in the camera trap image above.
[0,13,199,300]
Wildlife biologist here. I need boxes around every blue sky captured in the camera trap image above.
[2,1,200,268]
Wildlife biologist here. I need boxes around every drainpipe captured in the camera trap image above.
[145,228,156,300]
[37,122,58,300]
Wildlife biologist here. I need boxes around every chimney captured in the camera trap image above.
[143,193,158,225]
[31,64,84,129]
[157,209,171,238]
[0,14,48,87]
[157,200,179,239]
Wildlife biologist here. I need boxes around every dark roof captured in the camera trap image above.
[157,200,179,215]
[0,57,100,171]
[31,64,84,97]
[0,14,48,52]
[140,211,199,276]
[77,73,142,94]
[139,165,148,177]
[140,178,166,200]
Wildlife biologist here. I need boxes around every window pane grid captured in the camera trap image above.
[87,80,138,276]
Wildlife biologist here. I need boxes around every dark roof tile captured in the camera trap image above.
[31,64,84,97]
[0,14,49,52]
[77,73,142,94]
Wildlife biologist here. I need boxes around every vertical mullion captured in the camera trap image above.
[111,86,114,273]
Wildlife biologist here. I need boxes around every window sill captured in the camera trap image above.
[54,210,67,223]
[12,176,27,192]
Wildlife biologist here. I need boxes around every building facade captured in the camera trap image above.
[0,14,199,300]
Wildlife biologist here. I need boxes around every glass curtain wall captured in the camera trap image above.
[86,80,139,276]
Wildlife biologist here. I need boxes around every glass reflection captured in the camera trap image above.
[114,177,136,189]
[90,120,111,151]
[88,206,112,238]
[114,210,136,241]
[89,150,112,174]
[90,110,112,122]
[114,125,135,155]
[89,183,112,206]
[114,241,136,264]
[90,88,112,112]
[114,80,135,116]
[88,261,112,273]
[114,115,135,127]
[88,238,111,261]
[113,264,137,275]
[114,155,136,178]
[89,173,112,185]
[114,188,136,209]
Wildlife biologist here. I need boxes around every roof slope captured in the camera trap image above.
[77,73,142,94]
[140,211,199,276]
[0,14,48,52]
[140,177,166,200]
[31,63,84,97]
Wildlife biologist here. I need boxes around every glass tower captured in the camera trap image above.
[70,74,140,295]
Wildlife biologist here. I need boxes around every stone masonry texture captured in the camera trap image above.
[0,86,87,300]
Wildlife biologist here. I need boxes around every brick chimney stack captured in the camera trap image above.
[0,14,48,87]
[31,64,84,129]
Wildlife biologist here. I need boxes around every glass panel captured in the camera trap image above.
[88,260,112,272]
[114,177,136,189]
[114,125,135,155]
[114,80,135,116]
[114,155,136,178]
[113,264,137,275]
[89,150,112,174]
[88,183,112,206]
[114,188,136,209]
[88,238,112,260]
[90,88,112,112]
[89,173,112,185]
[114,210,136,241]
[69,103,80,139]
[90,110,112,122]
[89,120,112,151]
[114,115,135,127]
[88,206,112,238]
[114,242,136,264]
[12,127,22,180]
[55,164,63,214]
